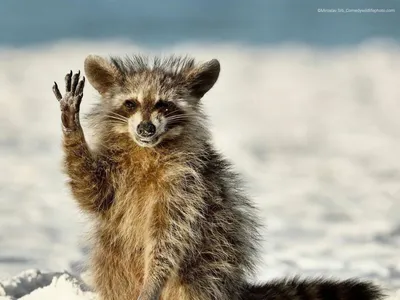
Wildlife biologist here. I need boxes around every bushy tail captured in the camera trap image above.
[241,277,384,300]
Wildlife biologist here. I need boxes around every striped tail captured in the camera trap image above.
[241,277,384,300]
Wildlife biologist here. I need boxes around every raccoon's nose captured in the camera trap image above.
[137,121,156,137]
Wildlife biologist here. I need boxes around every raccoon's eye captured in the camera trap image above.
[155,100,173,112]
[124,100,137,110]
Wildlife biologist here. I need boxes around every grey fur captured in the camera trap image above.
[55,55,383,300]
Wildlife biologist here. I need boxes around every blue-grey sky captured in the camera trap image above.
[1,0,399,47]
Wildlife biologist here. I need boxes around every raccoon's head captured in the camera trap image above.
[84,55,220,148]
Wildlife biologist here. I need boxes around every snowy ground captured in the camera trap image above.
[0,40,400,298]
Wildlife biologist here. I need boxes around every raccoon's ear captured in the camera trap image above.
[187,59,220,98]
[84,55,119,95]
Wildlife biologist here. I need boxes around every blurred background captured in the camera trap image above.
[1,0,400,46]
[1,0,400,293]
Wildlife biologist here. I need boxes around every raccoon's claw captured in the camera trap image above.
[53,70,86,132]
[71,70,80,93]
[52,82,62,101]
[65,70,72,92]
[75,76,85,96]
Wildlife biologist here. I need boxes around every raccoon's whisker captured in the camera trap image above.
[108,111,129,119]
[106,115,128,122]
[105,115,125,120]
[164,112,199,118]
[105,115,128,123]
[107,111,129,120]
[165,116,202,123]
[105,119,127,125]
[105,121,126,126]
[165,116,187,121]
[164,114,200,120]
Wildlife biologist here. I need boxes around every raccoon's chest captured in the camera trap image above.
[110,161,179,248]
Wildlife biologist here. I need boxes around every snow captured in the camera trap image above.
[1,39,400,298]
[0,270,95,300]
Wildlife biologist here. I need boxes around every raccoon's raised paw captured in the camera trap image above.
[52,70,85,132]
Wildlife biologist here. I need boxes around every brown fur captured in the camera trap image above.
[54,55,383,300]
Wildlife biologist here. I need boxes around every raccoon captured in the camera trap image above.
[52,55,384,300]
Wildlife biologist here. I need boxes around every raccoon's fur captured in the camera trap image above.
[53,54,384,300]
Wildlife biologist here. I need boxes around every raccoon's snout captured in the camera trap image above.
[137,121,156,138]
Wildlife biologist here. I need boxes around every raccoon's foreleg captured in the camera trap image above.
[53,71,114,213]
[138,196,203,300]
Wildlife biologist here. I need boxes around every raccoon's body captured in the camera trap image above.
[52,55,383,300]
